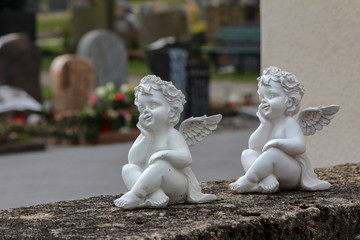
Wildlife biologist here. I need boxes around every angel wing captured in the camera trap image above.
[179,114,222,147]
[297,105,339,136]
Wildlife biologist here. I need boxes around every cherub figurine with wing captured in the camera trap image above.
[114,75,222,209]
[229,66,339,193]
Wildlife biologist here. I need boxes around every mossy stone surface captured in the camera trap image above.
[0,163,359,239]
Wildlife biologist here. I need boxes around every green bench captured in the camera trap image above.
[201,25,261,71]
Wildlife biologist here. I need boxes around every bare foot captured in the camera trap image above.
[114,191,145,209]
[229,176,261,193]
[144,189,169,208]
[260,174,279,193]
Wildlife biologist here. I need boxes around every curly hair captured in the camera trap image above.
[257,66,305,116]
[134,75,186,125]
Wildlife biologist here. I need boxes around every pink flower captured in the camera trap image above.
[88,93,99,106]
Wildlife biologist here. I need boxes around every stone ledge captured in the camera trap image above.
[0,163,359,239]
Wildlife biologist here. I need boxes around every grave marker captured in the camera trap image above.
[0,33,41,102]
[77,29,128,88]
[50,54,95,120]
[141,8,189,47]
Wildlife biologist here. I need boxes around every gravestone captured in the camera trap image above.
[0,33,42,102]
[141,8,190,48]
[187,61,210,117]
[71,6,97,47]
[76,29,127,88]
[206,3,246,40]
[71,0,115,48]
[50,54,95,120]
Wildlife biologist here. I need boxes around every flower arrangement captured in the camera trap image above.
[78,83,138,131]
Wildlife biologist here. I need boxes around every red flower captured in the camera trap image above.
[12,113,26,124]
[114,92,125,101]
[227,102,236,109]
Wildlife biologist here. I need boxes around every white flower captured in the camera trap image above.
[95,86,106,97]
[120,84,130,93]
[105,82,115,92]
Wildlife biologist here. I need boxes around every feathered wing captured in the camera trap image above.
[179,114,222,147]
[297,105,339,136]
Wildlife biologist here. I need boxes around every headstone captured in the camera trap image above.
[50,54,95,120]
[71,0,115,49]
[0,33,42,102]
[141,8,189,47]
[206,3,246,40]
[71,6,97,48]
[187,61,210,117]
[77,29,128,88]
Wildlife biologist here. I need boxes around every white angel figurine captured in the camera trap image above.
[230,66,339,193]
[114,75,222,209]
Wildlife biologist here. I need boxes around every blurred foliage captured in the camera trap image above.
[37,12,70,34]
[0,122,81,143]
[41,55,54,72]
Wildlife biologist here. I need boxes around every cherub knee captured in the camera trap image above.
[122,164,142,176]
[241,149,258,170]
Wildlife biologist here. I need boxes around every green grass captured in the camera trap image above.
[211,69,259,82]
[128,59,151,76]
[41,85,52,100]
[37,12,70,35]
[127,59,258,82]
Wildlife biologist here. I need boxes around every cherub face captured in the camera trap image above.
[258,80,288,120]
[137,89,171,131]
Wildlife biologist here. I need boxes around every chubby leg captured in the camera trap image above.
[241,149,260,172]
[122,164,143,190]
[230,148,301,193]
[242,149,279,192]
[230,149,261,192]
[114,160,188,209]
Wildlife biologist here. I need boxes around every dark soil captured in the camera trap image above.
[0,163,359,239]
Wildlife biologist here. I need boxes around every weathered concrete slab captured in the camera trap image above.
[0,163,359,239]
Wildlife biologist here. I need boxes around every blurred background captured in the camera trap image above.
[0,0,261,209]
[0,0,260,147]
[1,0,355,211]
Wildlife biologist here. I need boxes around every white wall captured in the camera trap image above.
[261,0,360,167]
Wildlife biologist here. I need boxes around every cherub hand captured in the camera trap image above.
[256,108,268,125]
[262,139,280,152]
[148,151,168,165]
[136,121,150,136]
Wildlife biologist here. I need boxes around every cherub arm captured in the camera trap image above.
[248,111,272,152]
[263,117,306,156]
[127,134,152,166]
[148,129,192,169]
[127,123,152,166]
